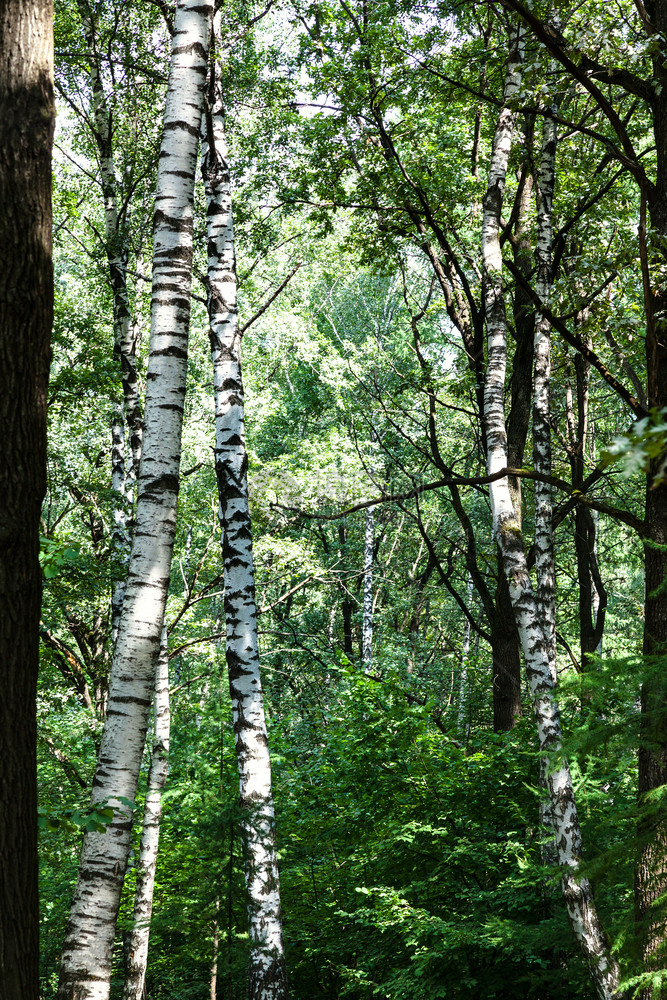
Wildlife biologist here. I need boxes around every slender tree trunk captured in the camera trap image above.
[565,341,607,671]
[533,102,557,678]
[210,894,220,1000]
[0,2,53,996]
[202,55,288,1000]
[533,103,559,868]
[362,505,374,671]
[457,573,474,741]
[57,5,213,998]
[636,268,667,992]
[635,7,667,970]
[123,626,170,1000]
[338,524,355,659]
[481,28,621,1000]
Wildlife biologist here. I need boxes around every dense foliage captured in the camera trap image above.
[35,0,667,996]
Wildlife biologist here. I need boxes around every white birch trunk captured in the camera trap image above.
[57,5,213,997]
[202,63,288,1000]
[456,573,474,741]
[533,106,557,677]
[362,504,374,671]
[534,105,559,867]
[481,29,622,1000]
[122,626,170,1000]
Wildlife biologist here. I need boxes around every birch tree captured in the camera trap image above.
[201,50,288,1000]
[533,90,559,868]
[486,2,667,979]
[362,504,374,670]
[481,27,622,1000]
[57,3,213,996]
[0,0,54,995]
[122,626,170,1000]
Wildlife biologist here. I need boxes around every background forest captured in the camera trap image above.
[30,0,667,997]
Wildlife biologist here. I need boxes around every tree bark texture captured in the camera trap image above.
[202,60,288,1000]
[533,106,557,676]
[533,104,559,868]
[0,2,53,997]
[122,626,170,1000]
[481,28,622,1000]
[57,5,213,998]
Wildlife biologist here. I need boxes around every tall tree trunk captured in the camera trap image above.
[533,101,559,868]
[481,27,621,1000]
[635,4,667,976]
[533,101,557,680]
[123,626,170,1000]
[57,5,213,997]
[0,2,53,996]
[202,55,288,1000]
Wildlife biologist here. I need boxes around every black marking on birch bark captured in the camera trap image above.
[151,346,188,361]
[77,866,127,886]
[108,694,154,707]
[162,118,202,138]
[163,169,197,181]
[137,472,179,498]
[151,210,194,235]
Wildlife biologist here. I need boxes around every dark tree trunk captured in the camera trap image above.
[491,564,523,732]
[635,2,667,978]
[635,211,667,983]
[0,1,54,997]
[636,458,667,987]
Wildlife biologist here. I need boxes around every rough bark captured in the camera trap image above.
[481,28,622,1000]
[57,4,213,998]
[122,626,170,1000]
[0,2,54,997]
[202,56,288,1000]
